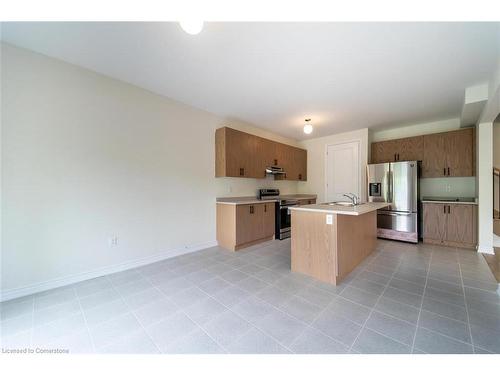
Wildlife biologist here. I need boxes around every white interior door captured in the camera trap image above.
[326,141,360,202]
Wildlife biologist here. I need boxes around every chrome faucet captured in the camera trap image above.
[343,193,360,205]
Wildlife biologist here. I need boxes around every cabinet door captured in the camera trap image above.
[225,129,254,178]
[423,203,447,242]
[397,136,423,162]
[446,204,477,245]
[295,148,307,181]
[371,140,398,163]
[446,129,474,177]
[236,204,263,245]
[262,202,276,238]
[422,133,447,177]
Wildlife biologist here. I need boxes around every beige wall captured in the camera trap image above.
[0,44,300,299]
[370,118,477,199]
[297,128,369,203]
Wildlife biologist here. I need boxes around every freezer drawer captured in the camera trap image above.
[377,211,417,233]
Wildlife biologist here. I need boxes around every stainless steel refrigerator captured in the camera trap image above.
[367,161,419,243]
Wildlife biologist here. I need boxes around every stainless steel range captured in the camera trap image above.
[258,188,298,240]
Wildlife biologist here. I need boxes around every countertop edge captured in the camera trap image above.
[421,200,477,205]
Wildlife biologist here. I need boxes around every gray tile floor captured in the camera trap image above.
[1,239,500,354]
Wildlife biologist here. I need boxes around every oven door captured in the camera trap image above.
[278,204,297,239]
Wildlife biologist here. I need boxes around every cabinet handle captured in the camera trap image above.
[397,153,400,161]
[298,174,302,180]
[249,205,254,214]
[264,204,267,213]
[274,159,278,166]
[443,205,446,214]
[394,154,397,161]
[447,167,450,176]
[443,168,446,176]
[447,205,450,214]
[239,168,244,176]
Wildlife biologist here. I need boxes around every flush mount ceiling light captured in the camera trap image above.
[179,20,204,35]
[303,119,313,134]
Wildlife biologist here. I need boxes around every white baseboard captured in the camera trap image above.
[477,244,495,255]
[0,240,218,302]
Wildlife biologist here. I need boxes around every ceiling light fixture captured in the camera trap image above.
[303,119,313,134]
[179,20,204,35]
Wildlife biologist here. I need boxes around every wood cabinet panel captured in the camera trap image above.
[446,128,474,177]
[423,203,447,242]
[423,202,477,249]
[372,128,474,178]
[371,137,423,164]
[262,202,276,238]
[216,127,307,180]
[371,140,398,163]
[398,136,423,162]
[218,202,275,251]
[298,198,316,205]
[446,204,477,246]
[423,133,447,177]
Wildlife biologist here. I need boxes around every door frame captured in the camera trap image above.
[324,139,362,203]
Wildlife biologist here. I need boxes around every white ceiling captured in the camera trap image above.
[1,22,499,140]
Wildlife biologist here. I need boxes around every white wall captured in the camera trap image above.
[297,128,369,203]
[370,118,477,199]
[371,118,461,142]
[494,120,500,214]
[1,44,300,299]
[475,45,500,254]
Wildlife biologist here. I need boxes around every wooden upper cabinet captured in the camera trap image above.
[422,128,475,178]
[371,140,398,163]
[398,136,423,162]
[216,127,307,180]
[446,128,474,177]
[371,137,423,164]
[422,132,447,177]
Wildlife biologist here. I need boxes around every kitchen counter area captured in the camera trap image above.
[290,202,389,285]
[216,194,317,205]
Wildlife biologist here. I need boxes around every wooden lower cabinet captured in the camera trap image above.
[423,203,477,249]
[217,202,275,251]
[298,198,316,205]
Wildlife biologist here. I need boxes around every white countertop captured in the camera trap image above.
[289,202,390,216]
[421,200,477,205]
[216,194,317,206]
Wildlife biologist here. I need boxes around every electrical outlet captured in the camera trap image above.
[108,236,118,247]
[326,214,333,225]
[446,184,451,193]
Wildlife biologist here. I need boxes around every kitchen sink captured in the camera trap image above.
[325,201,365,207]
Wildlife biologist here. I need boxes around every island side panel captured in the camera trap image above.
[336,210,377,283]
[290,210,338,284]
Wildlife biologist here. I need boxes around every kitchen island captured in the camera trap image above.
[289,202,389,285]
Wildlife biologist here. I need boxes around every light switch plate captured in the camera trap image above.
[326,214,333,225]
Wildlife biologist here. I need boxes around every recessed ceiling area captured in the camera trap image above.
[1,22,499,140]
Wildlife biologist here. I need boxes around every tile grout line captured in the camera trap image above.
[74,287,98,353]
[410,246,433,353]
[347,248,407,353]
[457,250,475,354]
[140,273,229,354]
[104,276,164,354]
